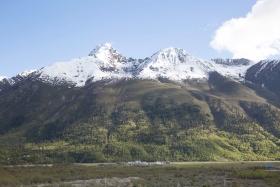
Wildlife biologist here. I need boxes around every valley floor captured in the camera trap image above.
[1,161,280,187]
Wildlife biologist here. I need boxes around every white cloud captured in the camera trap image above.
[210,0,280,61]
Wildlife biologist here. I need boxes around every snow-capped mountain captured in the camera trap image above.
[137,47,212,80]
[37,43,134,87]
[7,70,36,85]
[2,70,35,82]
[246,59,280,79]
[245,59,280,94]
[0,70,36,91]
[0,76,6,81]
[136,48,253,81]
[210,58,254,80]
[0,43,255,89]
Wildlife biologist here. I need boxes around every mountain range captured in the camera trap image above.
[0,43,280,164]
[0,43,254,89]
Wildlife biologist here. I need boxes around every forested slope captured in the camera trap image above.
[0,77,280,164]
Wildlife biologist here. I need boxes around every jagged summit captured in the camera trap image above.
[89,43,113,57]
[211,58,252,66]
[137,47,213,80]
[0,43,270,89]
[19,70,36,77]
[150,47,196,64]
[89,43,113,56]
[88,43,126,65]
[0,70,36,85]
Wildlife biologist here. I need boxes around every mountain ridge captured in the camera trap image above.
[0,44,280,163]
[0,43,256,89]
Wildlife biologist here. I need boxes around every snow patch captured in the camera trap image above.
[19,70,36,77]
[0,76,6,81]
[210,59,254,81]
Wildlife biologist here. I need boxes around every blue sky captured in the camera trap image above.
[0,0,267,77]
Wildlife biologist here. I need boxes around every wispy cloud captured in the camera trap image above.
[203,21,219,32]
[210,0,280,61]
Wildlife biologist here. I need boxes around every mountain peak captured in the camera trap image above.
[155,47,185,56]
[88,43,126,64]
[19,70,36,77]
[151,47,199,65]
[137,47,212,80]
[89,43,112,55]
[0,76,6,81]
[158,47,181,52]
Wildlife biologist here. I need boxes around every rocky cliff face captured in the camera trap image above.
[245,60,280,94]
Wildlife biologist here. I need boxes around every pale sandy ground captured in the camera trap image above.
[35,177,140,187]
[25,176,269,187]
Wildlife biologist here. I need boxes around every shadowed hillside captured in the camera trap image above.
[0,76,280,164]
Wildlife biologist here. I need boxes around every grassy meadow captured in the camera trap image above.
[0,161,279,187]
